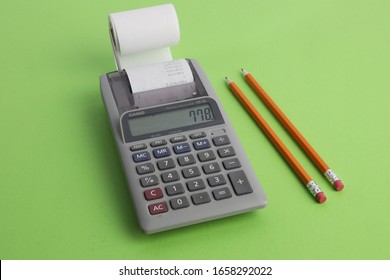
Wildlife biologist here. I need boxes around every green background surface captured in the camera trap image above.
[1,0,389,259]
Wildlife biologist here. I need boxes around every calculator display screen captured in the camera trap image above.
[128,104,215,136]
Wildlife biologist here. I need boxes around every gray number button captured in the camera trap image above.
[182,166,201,178]
[165,183,185,196]
[177,154,196,166]
[197,150,216,162]
[207,174,226,187]
[157,158,176,170]
[161,171,180,183]
[202,162,221,174]
[186,179,206,192]
[170,196,190,210]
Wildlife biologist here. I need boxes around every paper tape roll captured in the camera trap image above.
[109,4,180,69]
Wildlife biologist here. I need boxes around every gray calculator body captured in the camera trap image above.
[100,59,267,234]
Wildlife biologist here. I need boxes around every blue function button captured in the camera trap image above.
[132,151,151,162]
[193,139,211,150]
[173,143,191,154]
[153,147,171,158]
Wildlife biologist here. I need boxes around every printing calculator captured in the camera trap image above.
[100,59,267,233]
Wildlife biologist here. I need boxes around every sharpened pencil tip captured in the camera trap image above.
[241,68,249,76]
[224,77,232,85]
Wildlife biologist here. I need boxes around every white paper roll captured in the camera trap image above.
[109,4,180,69]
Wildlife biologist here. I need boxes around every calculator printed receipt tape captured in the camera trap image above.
[100,4,267,233]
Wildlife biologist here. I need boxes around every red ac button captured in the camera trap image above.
[144,187,163,201]
[148,202,168,215]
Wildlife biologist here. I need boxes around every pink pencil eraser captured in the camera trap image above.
[316,192,327,203]
[333,180,344,191]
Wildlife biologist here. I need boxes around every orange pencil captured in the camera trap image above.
[242,69,344,191]
[225,77,326,203]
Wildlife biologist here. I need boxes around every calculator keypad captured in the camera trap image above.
[131,133,253,215]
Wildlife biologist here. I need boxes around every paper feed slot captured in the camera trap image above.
[106,60,209,115]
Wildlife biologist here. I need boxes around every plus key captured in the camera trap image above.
[228,170,253,195]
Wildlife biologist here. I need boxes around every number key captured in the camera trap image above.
[202,162,221,174]
[170,196,190,210]
[197,150,216,162]
[177,154,196,166]
[207,174,226,187]
[157,158,176,170]
[161,170,180,183]
[182,166,201,178]
[186,179,206,192]
[165,183,185,196]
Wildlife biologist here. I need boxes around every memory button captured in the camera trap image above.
[132,151,151,163]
